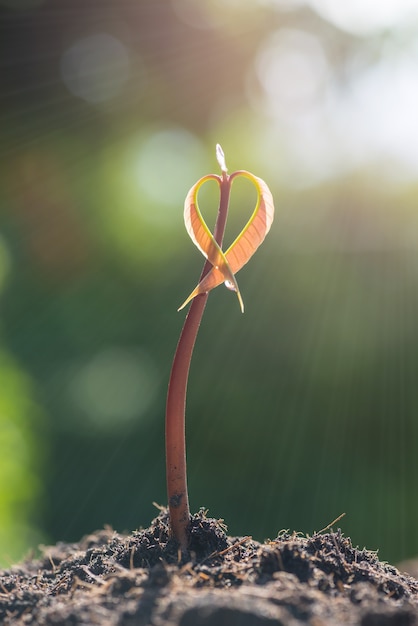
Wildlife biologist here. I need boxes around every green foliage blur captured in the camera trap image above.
[1,0,418,566]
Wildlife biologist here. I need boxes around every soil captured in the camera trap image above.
[1,508,417,625]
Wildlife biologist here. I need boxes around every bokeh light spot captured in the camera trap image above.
[254,29,329,116]
[68,348,159,431]
[307,0,418,34]
[329,55,418,174]
[135,128,210,215]
[60,33,130,104]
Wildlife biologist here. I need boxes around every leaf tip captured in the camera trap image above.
[237,291,244,314]
[216,144,228,173]
[177,298,189,312]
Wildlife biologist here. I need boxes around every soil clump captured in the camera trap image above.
[1,509,417,625]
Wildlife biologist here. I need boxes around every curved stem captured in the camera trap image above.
[165,172,231,550]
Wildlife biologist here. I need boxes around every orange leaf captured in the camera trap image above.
[178,170,274,312]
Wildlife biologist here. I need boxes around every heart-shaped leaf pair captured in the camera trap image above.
[178,169,274,313]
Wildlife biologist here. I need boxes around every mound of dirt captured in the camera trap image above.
[1,509,417,625]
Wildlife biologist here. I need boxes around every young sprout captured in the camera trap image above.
[165,145,274,551]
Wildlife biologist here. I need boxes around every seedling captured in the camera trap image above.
[165,145,274,550]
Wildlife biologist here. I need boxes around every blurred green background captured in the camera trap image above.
[1,0,418,566]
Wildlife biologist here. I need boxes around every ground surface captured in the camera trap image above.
[1,509,418,625]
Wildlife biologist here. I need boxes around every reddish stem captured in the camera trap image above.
[165,171,231,550]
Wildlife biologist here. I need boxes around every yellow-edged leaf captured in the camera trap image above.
[178,170,274,312]
[179,174,242,311]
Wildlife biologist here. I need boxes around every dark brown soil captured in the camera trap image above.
[1,509,417,625]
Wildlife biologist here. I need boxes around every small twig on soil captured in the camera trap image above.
[316,512,346,535]
[79,565,105,585]
[200,536,252,564]
[71,576,95,592]
[217,536,252,556]
[47,555,56,572]
[331,533,343,557]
